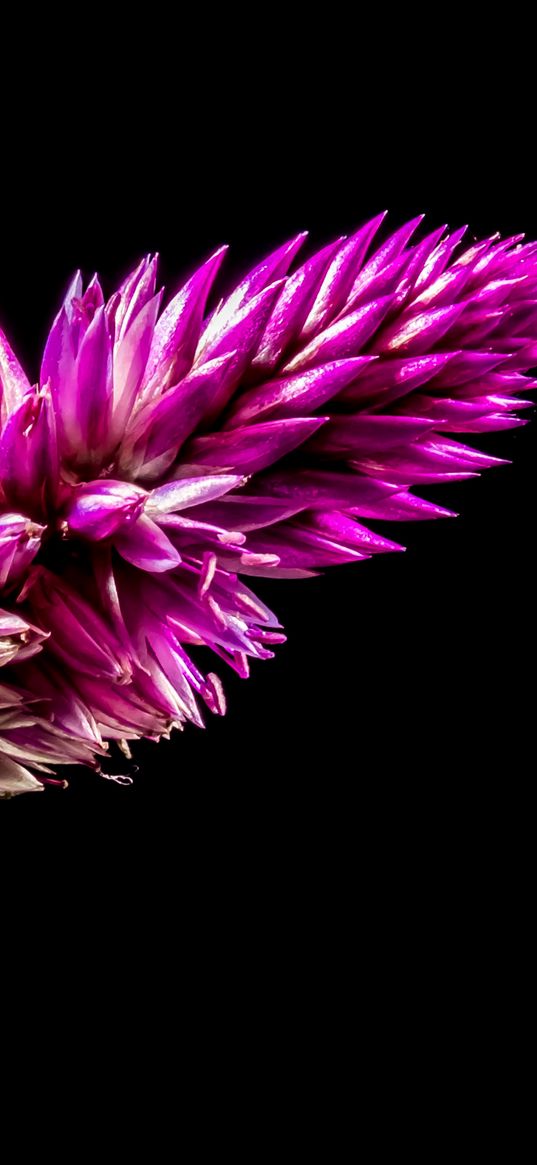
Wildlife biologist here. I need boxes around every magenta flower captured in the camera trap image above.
[1,215,536,795]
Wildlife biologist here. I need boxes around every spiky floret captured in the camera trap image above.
[1,215,536,794]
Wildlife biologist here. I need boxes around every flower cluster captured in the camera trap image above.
[1,215,535,794]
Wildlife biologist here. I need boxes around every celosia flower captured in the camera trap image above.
[1,215,536,795]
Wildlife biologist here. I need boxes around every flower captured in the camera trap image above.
[1,215,536,795]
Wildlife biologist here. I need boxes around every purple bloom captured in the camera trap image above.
[1,216,536,795]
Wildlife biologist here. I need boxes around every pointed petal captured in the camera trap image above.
[345,215,425,305]
[337,353,455,407]
[196,281,286,393]
[112,290,163,435]
[40,305,80,457]
[412,227,468,290]
[199,233,307,353]
[252,238,344,372]
[0,512,44,588]
[0,389,58,515]
[0,608,48,667]
[352,491,458,521]
[300,213,387,338]
[186,495,307,532]
[0,758,44,797]
[27,569,132,681]
[183,417,325,476]
[76,305,113,455]
[373,303,465,355]
[237,522,370,569]
[122,354,238,476]
[408,265,471,311]
[117,255,158,339]
[148,474,243,514]
[284,296,394,372]
[114,256,151,332]
[0,327,31,425]
[252,469,399,511]
[306,510,404,554]
[143,246,228,393]
[114,513,181,572]
[428,350,506,388]
[225,357,375,426]
[390,224,450,307]
[350,436,505,484]
[309,414,435,456]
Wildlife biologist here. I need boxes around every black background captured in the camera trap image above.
[0,30,533,1144]
[1,43,534,862]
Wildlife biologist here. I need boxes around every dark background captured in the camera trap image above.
[1,43,534,856]
[0,33,533,1145]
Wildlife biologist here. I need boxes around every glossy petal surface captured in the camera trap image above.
[1,217,535,793]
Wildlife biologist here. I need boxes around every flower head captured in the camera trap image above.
[1,216,536,794]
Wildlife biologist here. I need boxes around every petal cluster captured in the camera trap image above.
[1,216,536,794]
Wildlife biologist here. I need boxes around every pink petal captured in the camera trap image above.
[114,513,181,572]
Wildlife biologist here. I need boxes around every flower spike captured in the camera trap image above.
[1,216,536,794]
